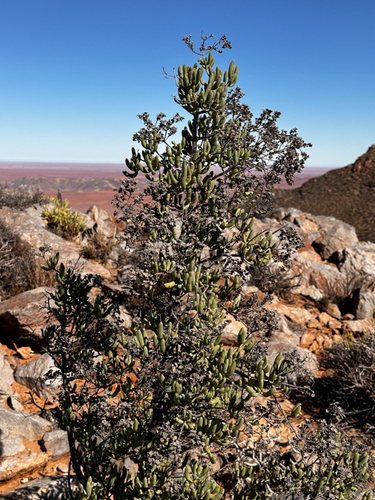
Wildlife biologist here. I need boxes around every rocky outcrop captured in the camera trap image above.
[273,144,375,242]
[14,354,61,401]
[0,287,55,339]
[1,202,375,496]
[0,475,79,499]
[0,205,113,280]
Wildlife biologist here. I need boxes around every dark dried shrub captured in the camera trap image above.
[80,231,117,265]
[321,332,375,433]
[0,184,46,210]
[0,221,55,299]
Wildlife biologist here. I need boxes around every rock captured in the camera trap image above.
[0,287,55,339]
[301,285,324,302]
[268,313,301,346]
[343,319,375,334]
[41,429,69,459]
[0,353,14,404]
[317,313,341,331]
[309,216,358,260]
[0,474,79,499]
[296,246,323,264]
[352,277,375,319]
[336,244,375,280]
[118,305,132,329]
[318,312,336,326]
[0,205,113,280]
[310,334,333,351]
[57,464,69,474]
[300,331,319,348]
[292,256,347,298]
[327,319,342,330]
[323,302,341,319]
[341,313,355,321]
[14,353,61,401]
[85,206,118,240]
[266,342,319,385]
[273,145,375,243]
[221,314,247,346]
[267,303,314,326]
[8,393,24,412]
[306,318,323,330]
[0,452,49,481]
[0,407,52,442]
[273,209,358,259]
[1,437,25,456]
[109,240,127,266]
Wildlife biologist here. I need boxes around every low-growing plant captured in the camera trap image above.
[0,221,55,299]
[41,34,372,500]
[42,196,87,240]
[320,332,375,433]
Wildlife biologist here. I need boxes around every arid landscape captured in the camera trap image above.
[0,161,333,214]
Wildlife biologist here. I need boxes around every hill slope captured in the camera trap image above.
[273,144,375,242]
[8,177,122,192]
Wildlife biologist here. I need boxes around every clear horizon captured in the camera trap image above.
[1,1,374,168]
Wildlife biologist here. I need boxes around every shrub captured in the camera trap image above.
[0,183,45,210]
[0,221,55,299]
[42,196,87,240]
[80,230,117,265]
[319,332,375,433]
[42,34,372,500]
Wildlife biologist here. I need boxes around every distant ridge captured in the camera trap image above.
[273,144,375,242]
[6,177,122,192]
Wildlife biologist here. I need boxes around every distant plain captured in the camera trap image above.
[0,162,334,214]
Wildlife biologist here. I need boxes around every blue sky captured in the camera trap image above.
[0,0,374,167]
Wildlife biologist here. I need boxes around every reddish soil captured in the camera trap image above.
[43,190,117,214]
[0,162,333,215]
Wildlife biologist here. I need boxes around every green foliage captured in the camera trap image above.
[42,196,87,240]
[42,34,372,500]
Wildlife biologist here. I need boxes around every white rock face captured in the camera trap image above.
[0,353,14,404]
[14,353,61,401]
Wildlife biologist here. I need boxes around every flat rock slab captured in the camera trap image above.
[266,341,319,385]
[0,407,52,442]
[0,452,49,481]
[41,430,69,459]
[0,287,55,339]
[344,319,375,334]
[0,353,14,403]
[0,475,79,499]
[14,353,61,401]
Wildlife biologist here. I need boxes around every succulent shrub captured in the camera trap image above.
[42,34,372,500]
[42,196,87,240]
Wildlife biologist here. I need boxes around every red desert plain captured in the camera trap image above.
[0,162,333,214]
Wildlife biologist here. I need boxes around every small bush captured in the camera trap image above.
[42,197,87,240]
[0,221,55,299]
[322,332,375,431]
[80,230,117,265]
[0,184,45,210]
